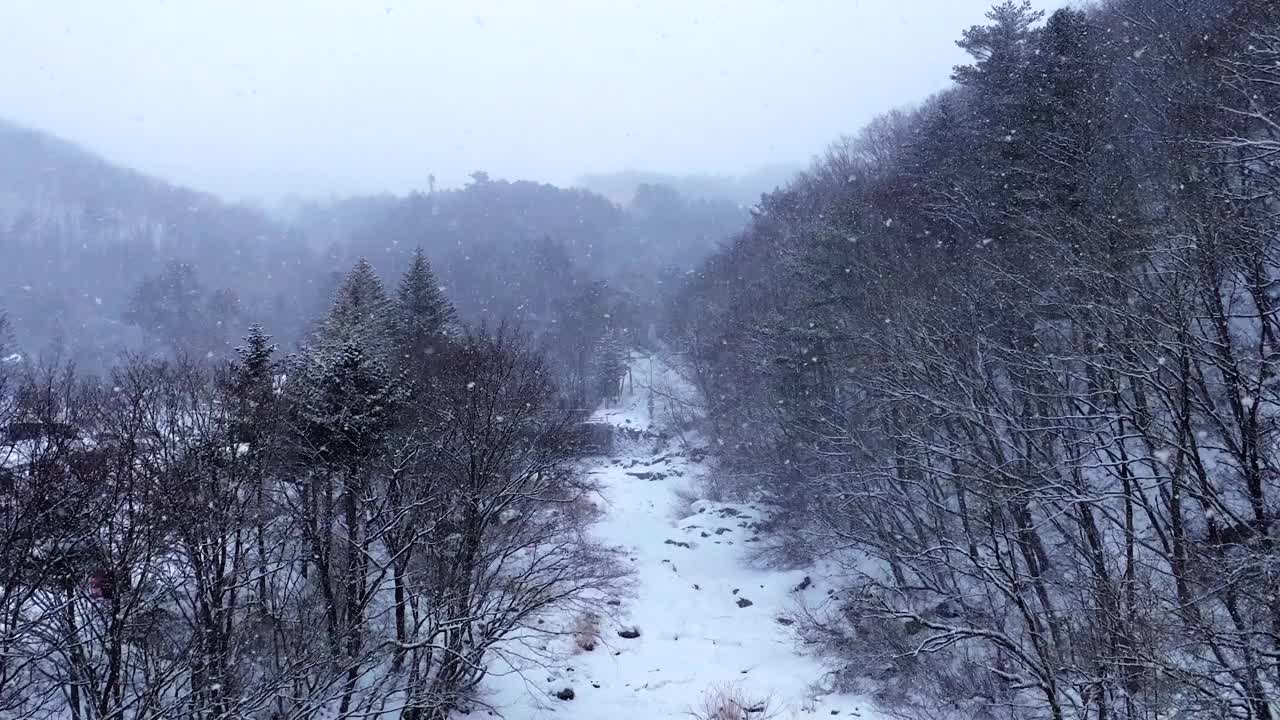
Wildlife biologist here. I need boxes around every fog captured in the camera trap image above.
[0,0,1057,200]
[13,2,1279,719]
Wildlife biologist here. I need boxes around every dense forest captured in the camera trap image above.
[3,0,1280,718]
[0,120,745,391]
[668,0,1280,718]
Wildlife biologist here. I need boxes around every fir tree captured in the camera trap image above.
[390,247,456,370]
[320,258,391,357]
[591,329,627,405]
[233,325,276,395]
[229,324,278,436]
[295,340,395,468]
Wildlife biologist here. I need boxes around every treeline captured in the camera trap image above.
[0,117,313,370]
[1,127,744,389]
[0,254,625,719]
[670,1,1280,718]
[286,173,742,404]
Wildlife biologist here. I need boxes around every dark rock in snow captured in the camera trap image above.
[736,597,754,608]
[573,422,614,455]
[618,626,641,639]
[555,687,575,701]
[794,576,812,592]
[776,616,795,626]
[664,539,692,548]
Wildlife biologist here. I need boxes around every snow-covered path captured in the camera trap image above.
[484,356,883,719]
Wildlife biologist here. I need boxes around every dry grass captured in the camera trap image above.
[669,484,700,521]
[572,612,601,653]
[688,683,778,720]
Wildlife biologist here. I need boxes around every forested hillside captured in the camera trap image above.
[667,0,1280,718]
[0,256,629,719]
[0,119,318,367]
[0,125,744,392]
[3,0,1280,718]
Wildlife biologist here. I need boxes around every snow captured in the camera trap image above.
[484,354,883,719]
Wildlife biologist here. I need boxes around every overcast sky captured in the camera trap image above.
[0,0,1065,201]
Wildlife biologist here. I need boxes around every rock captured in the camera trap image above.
[794,576,812,592]
[555,687,575,701]
[736,597,754,608]
[776,616,795,626]
[618,626,641,639]
[574,422,614,455]
[664,539,692,549]
[606,598,622,606]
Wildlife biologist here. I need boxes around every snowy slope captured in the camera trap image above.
[483,354,884,719]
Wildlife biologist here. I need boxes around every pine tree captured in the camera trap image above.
[228,324,279,605]
[230,325,278,435]
[296,341,395,467]
[320,259,391,357]
[234,325,276,393]
[390,247,456,371]
[592,329,627,405]
[0,308,11,359]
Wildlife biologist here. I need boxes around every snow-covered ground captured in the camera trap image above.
[484,354,883,719]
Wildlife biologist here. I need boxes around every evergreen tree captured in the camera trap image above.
[591,329,627,405]
[229,325,278,434]
[294,259,398,468]
[319,258,391,356]
[296,341,395,468]
[390,247,456,370]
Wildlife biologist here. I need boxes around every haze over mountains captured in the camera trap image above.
[4,2,1280,720]
[0,116,762,371]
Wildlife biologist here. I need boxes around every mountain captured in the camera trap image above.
[0,118,317,367]
[574,165,800,207]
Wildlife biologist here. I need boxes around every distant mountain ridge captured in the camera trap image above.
[574,165,799,207]
[0,117,314,368]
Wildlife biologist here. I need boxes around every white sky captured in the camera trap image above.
[0,0,1065,201]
